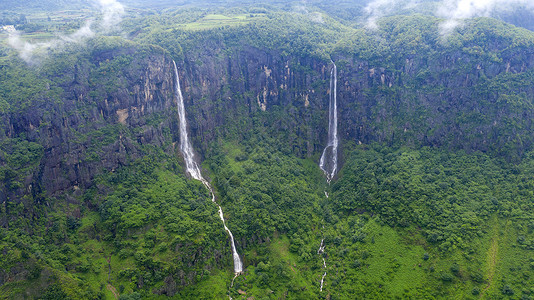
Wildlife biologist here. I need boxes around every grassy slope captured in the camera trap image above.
[323,147,534,299]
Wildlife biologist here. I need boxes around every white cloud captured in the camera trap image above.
[7,0,124,64]
[364,0,394,30]
[364,0,534,36]
[364,0,422,30]
[310,12,325,24]
[292,3,324,24]
[8,20,95,64]
[438,0,534,36]
[60,21,95,43]
[97,0,125,31]
[8,33,50,64]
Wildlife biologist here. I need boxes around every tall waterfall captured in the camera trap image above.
[317,62,337,292]
[319,62,338,182]
[173,61,243,274]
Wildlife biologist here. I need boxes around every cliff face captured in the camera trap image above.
[0,46,176,216]
[177,38,534,163]
[1,43,246,296]
[178,45,331,158]
[336,46,534,153]
[2,34,534,208]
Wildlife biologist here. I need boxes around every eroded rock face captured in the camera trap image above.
[0,47,176,204]
[179,41,534,161]
[2,33,534,206]
[180,45,331,158]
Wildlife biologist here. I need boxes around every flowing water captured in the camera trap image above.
[173,61,243,275]
[317,62,338,291]
[317,232,327,292]
[320,258,327,292]
[319,62,338,182]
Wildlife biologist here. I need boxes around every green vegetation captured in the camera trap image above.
[323,145,534,298]
[0,150,232,299]
[205,138,324,298]
[131,7,352,60]
[2,3,534,299]
[179,14,267,31]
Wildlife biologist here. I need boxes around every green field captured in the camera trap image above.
[180,13,267,30]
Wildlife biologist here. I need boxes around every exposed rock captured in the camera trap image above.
[116,108,129,125]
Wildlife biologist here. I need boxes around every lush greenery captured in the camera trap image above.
[2,2,534,299]
[0,149,232,299]
[325,145,534,299]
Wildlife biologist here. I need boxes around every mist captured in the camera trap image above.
[98,0,125,31]
[438,0,534,36]
[6,0,124,64]
[363,0,534,35]
[364,0,424,29]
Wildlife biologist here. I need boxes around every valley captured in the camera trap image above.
[1,1,534,299]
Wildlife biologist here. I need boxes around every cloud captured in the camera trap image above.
[309,12,325,24]
[97,0,125,31]
[60,21,95,43]
[6,0,124,64]
[364,0,422,30]
[7,33,51,64]
[8,20,95,64]
[437,0,534,36]
[364,0,392,30]
[292,4,308,14]
[292,3,324,24]
[363,0,534,36]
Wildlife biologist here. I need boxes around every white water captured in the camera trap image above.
[317,238,325,254]
[319,62,338,182]
[173,61,243,274]
[320,258,327,292]
[317,233,327,292]
[317,62,339,293]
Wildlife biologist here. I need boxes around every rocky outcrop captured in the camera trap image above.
[178,37,534,161]
[0,46,176,208]
[2,24,534,208]
[179,45,331,158]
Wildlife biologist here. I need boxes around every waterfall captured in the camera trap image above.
[317,62,337,292]
[173,61,243,274]
[319,62,338,182]
[317,231,327,292]
[320,258,327,292]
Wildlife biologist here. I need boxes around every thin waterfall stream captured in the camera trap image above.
[173,61,243,277]
[317,62,338,292]
[317,233,327,292]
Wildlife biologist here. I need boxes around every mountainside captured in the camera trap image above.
[1,39,174,199]
[139,14,534,159]
[2,4,534,299]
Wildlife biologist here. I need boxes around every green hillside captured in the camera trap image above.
[1,2,534,299]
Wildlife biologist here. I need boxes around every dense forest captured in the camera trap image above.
[2,0,534,299]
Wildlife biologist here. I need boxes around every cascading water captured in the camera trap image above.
[173,61,243,275]
[319,62,338,182]
[317,62,338,292]
[317,236,327,292]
